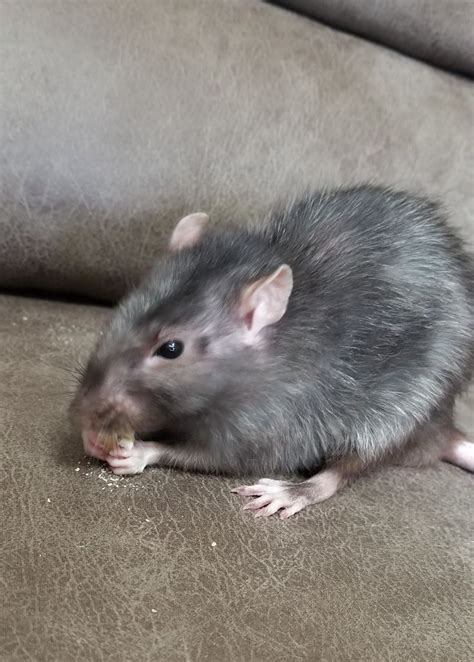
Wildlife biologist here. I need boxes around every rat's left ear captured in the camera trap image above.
[169,212,209,251]
[239,264,293,342]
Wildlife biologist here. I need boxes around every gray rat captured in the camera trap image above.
[71,186,474,518]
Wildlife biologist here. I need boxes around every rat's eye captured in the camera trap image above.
[155,340,184,359]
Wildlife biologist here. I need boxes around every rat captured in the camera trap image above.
[71,186,474,518]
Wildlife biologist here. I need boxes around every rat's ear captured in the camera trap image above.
[169,212,209,251]
[239,264,293,342]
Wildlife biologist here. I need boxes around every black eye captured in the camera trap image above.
[155,340,184,359]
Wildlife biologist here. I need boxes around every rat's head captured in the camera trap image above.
[71,212,293,440]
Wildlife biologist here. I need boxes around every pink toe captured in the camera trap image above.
[279,503,304,519]
[109,467,128,475]
[108,448,128,458]
[243,496,272,511]
[234,485,265,497]
[106,457,128,468]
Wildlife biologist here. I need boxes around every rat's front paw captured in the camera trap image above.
[105,440,165,475]
[82,431,107,461]
[106,441,149,475]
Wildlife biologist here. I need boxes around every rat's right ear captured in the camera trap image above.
[239,264,293,343]
[169,212,209,251]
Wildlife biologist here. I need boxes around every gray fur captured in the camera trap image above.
[73,186,474,476]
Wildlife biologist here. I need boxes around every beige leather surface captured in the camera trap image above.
[274,0,474,76]
[1,2,473,658]
[1,293,473,661]
[1,0,473,302]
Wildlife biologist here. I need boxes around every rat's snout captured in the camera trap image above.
[73,369,139,435]
[78,383,141,460]
[88,389,136,432]
[93,393,129,427]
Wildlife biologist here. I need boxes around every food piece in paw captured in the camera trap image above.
[97,427,135,453]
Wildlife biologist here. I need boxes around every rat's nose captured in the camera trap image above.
[93,393,131,428]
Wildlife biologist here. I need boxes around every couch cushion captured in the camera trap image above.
[274,0,474,76]
[1,292,473,660]
[0,0,473,302]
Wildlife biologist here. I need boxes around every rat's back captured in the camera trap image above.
[260,186,473,453]
[264,187,473,351]
[266,186,471,293]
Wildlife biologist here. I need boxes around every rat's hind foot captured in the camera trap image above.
[441,435,474,473]
[232,469,344,519]
[106,440,164,475]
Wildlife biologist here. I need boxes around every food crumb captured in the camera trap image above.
[75,467,80,472]
[211,541,217,547]
[47,498,51,503]
[145,518,151,523]
[151,609,157,613]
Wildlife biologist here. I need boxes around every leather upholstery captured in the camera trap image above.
[1,2,473,659]
[274,0,474,76]
[1,292,473,661]
[0,0,473,302]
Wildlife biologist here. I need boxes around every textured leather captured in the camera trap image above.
[1,3,473,658]
[0,293,473,661]
[1,0,473,302]
[274,0,474,76]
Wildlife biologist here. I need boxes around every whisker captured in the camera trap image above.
[37,392,77,400]
[36,357,88,385]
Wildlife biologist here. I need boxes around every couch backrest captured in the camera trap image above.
[274,0,474,77]
[1,0,473,302]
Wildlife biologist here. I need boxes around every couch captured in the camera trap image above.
[1,2,473,660]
